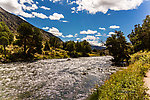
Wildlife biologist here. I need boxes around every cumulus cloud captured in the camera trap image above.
[109,25,120,29]
[95,33,102,36]
[80,30,97,34]
[99,27,106,30]
[32,12,48,19]
[22,4,38,11]
[76,38,80,40]
[60,20,69,23]
[81,35,99,41]
[49,13,64,20]
[0,0,39,18]
[48,27,63,36]
[65,34,74,38]
[0,0,22,14]
[107,32,116,36]
[49,0,62,3]
[40,6,50,10]
[42,27,49,30]
[69,0,143,14]
[74,33,78,37]
[88,41,104,46]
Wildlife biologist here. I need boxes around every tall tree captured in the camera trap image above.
[106,31,130,65]
[0,22,13,57]
[15,23,43,56]
[128,15,150,52]
[17,23,33,55]
[49,37,60,48]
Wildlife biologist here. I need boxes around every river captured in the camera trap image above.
[0,56,118,100]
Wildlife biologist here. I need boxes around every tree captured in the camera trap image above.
[106,31,130,65]
[31,28,43,54]
[128,15,150,52]
[49,37,61,48]
[0,22,13,57]
[44,41,50,51]
[16,23,33,55]
[15,23,43,56]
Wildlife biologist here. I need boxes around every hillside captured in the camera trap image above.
[0,7,61,41]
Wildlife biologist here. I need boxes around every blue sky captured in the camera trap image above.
[0,0,150,46]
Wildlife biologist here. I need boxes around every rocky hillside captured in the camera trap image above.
[0,7,61,41]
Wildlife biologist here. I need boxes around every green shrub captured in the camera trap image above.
[88,51,150,100]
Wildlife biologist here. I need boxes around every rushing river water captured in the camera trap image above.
[0,56,118,100]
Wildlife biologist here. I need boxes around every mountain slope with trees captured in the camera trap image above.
[0,7,61,41]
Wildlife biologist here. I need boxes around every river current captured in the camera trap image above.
[0,56,118,100]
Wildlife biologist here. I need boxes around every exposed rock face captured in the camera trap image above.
[0,56,118,100]
[0,7,61,41]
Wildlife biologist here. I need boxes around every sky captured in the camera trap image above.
[0,0,150,46]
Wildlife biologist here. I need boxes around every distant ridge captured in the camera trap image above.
[91,45,106,50]
[0,7,61,41]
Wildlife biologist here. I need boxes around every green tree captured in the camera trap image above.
[16,23,33,55]
[44,41,50,51]
[106,31,130,65]
[15,23,43,56]
[128,15,150,52]
[31,28,43,54]
[49,37,61,48]
[0,22,13,57]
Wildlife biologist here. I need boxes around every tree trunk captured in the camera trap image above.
[24,38,26,56]
[4,45,6,58]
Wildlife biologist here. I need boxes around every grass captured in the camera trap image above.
[88,51,150,100]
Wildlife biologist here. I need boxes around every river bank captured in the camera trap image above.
[0,56,118,100]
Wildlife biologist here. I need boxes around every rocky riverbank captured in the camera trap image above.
[0,56,118,100]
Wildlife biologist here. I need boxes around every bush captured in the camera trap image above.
[88,51,150,100]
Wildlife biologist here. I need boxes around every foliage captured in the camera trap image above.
[44,41,50,51]
[15,23,43,56]
[106,31,130,65]
[0,22,13,57]
[88,51,150,100]
[49,36,61,48]
[63,40,92,57]
[128,15,150,52]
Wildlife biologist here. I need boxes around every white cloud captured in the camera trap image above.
[99,27,106,30]
[70,0,143,14]
[19,12,34,18]
[61,20,69,23]
[40,6,50,10]
[0,0,22,14]
[81,35,98,41]
[88,40,104,46]
[95,33,102,36]
[49,13,64,20]
[76,38,80,40]
[71,7,76,11]
[36,1,39,4]
[0,0,39,18]
[22,4,38,11]
[65,34,74,38]
[49,0,61,3]
[107,32,116,36]
[80,30,97,34]
[109,32,116,35]
[32,12,48,19]
[74,33,78,37]
[42,27,49,30]
[109,25,120,29]
[48,27,63,36]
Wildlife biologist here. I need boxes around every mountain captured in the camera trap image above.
[0,7,61,41]
[91,45,106,50]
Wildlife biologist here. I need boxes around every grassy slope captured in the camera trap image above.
[88,51,150,100]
